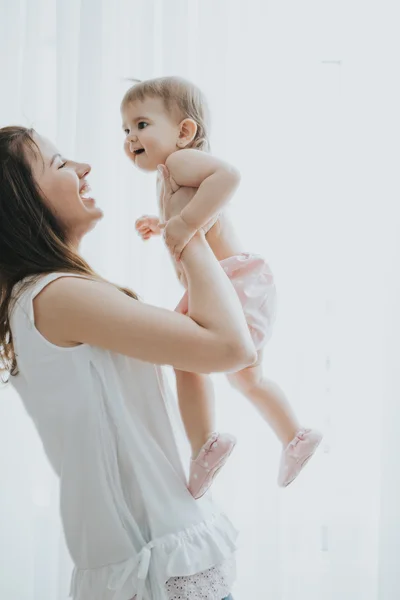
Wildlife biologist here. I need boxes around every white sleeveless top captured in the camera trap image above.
[9,273,237,600]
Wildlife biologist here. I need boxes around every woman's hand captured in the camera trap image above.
[157,164,180,219]
[157,164,197,259]
[163,215,197,261]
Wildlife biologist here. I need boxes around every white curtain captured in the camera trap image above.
[1,1,399,599]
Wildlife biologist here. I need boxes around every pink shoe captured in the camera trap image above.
[278,428,323,487]
[189,432,237,500]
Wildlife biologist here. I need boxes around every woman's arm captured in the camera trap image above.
[34,233,256,374]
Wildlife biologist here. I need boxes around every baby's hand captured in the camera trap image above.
[135,215,163,240]
[163,215,197,260]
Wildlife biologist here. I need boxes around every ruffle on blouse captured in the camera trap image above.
[70,512,238,600]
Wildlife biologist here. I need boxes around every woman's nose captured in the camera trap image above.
[77,162,91,178]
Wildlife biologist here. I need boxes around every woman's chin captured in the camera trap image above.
[81,196,104,220]
[84,207,104,233]
[92,207,104,222]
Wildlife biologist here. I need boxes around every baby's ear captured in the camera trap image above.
[177,119,197,148]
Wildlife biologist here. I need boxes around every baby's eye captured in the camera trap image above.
[58,160,67,169]
[124,128,130,135]
[138,122,148,130]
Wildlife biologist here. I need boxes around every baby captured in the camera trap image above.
[121,76,322,499]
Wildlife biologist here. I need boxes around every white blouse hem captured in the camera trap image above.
[70,512,238,600]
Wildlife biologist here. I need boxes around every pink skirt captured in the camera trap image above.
[176,253,277,352]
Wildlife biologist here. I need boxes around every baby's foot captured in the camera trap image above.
[278,428,322,487]
[189,432,237,499]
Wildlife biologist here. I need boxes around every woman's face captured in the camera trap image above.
[29,134,103,244]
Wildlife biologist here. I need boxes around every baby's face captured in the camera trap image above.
[122,97,179,172]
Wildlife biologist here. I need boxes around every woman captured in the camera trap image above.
[0,126,256,600]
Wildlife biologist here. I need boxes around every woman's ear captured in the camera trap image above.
[177,119,198,148]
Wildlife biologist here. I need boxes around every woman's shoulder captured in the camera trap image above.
[32,275,120,348]
[13,271,96,300]
[9,273,119,351]
[33,272,108,302]
[12,272,101,322]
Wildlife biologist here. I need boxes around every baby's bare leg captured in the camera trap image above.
[175,370,216,458]
[227,353,300,446]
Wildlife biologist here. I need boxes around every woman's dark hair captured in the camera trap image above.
[0,126,137,378]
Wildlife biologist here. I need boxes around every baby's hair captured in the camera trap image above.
[122,76,211,152]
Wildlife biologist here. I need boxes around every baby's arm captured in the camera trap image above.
[166,149,240,230]
[163,150,240,258]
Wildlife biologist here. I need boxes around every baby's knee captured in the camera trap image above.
[227,363,263,393]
